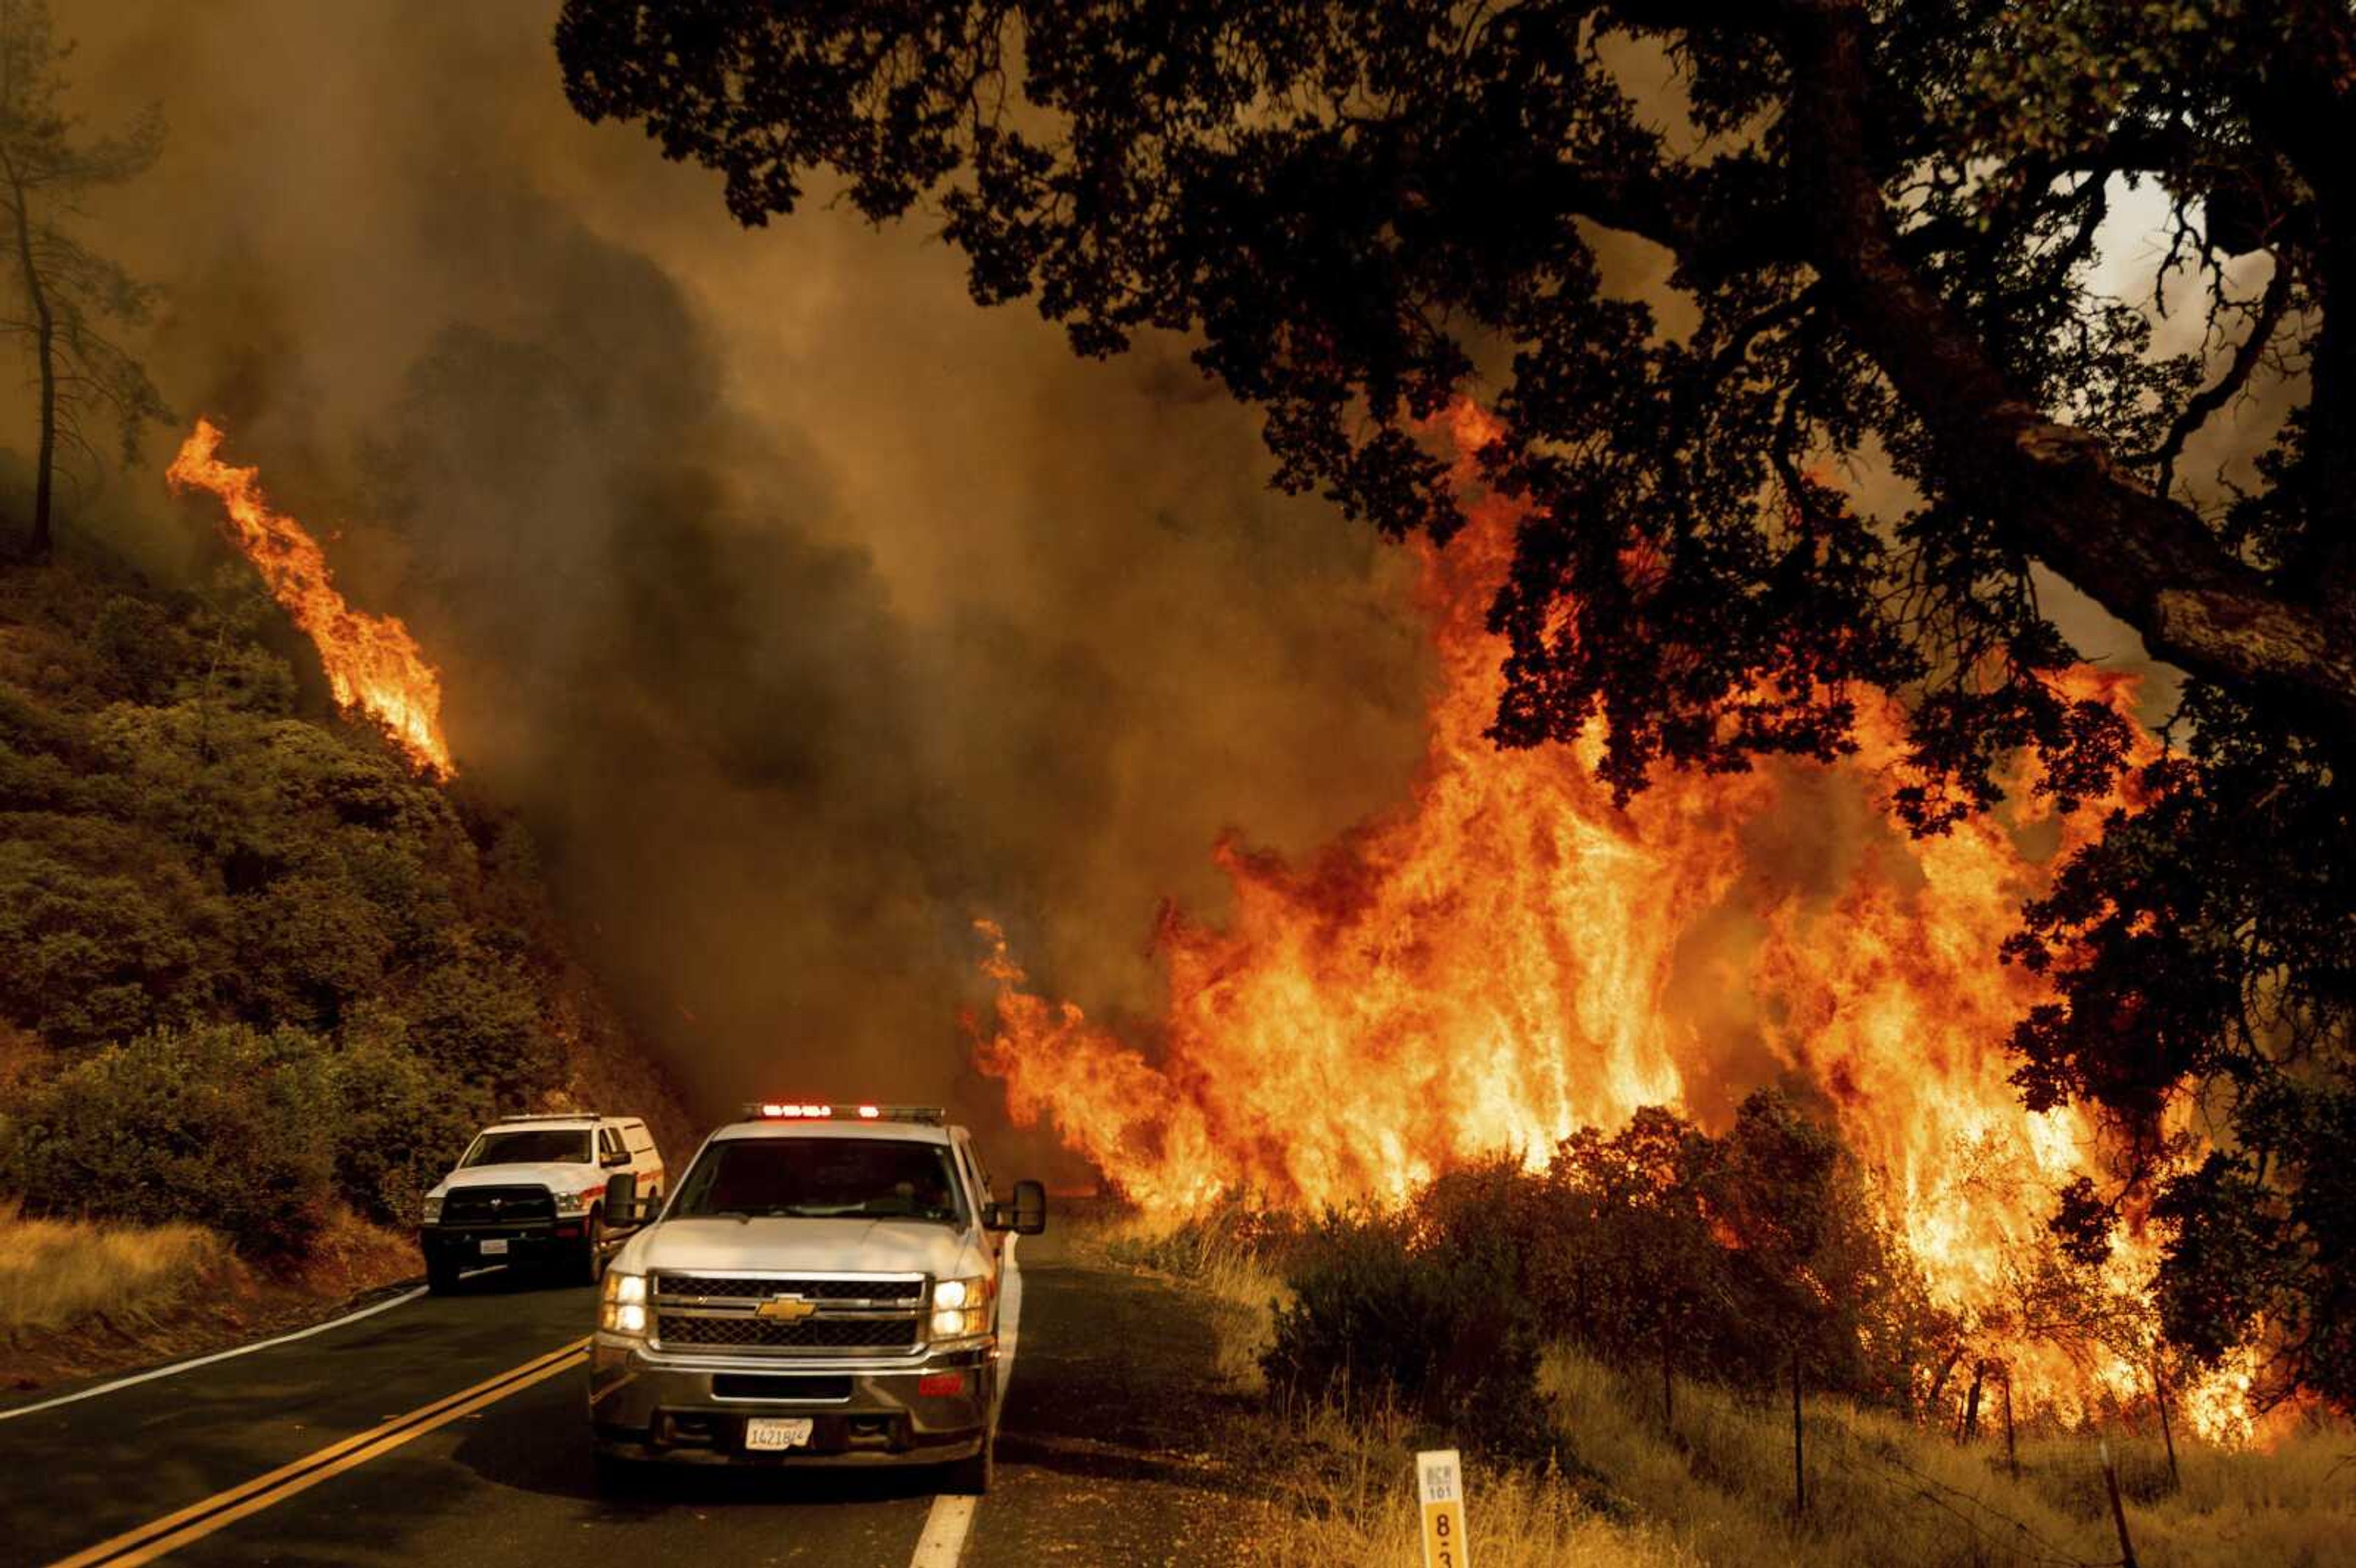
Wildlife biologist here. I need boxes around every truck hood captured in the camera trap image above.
[615,1216,984,1282]
[428,1163,609,1201]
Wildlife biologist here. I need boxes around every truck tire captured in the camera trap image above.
[425,1253,461,1294]
[942,1434,994,1496]
[576,1211,606,1286]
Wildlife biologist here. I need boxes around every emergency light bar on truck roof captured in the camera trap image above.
[493,1110,601,1123]
[738,1102,946,1125]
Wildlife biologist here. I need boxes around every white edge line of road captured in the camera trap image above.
[909,1232,1023,1568]
[0,1283,434,1424]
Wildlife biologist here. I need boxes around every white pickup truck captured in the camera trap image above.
[417,1113,664,1293]
[587,1104,1045,1493]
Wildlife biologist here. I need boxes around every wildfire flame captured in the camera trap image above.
[974,403,2255,1440]
[167,419,455,778]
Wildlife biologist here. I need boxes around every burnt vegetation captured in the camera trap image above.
[560,0,2356,1410]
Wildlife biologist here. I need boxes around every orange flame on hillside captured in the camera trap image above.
[974,403,2253,1439]
[167,419,455,778]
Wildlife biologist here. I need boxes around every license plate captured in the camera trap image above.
[744,1418,814,1452]
[479,1239,509,1256]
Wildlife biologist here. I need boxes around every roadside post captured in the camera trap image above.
[2098,1439,2140,1568]
[1416,1448,1471,1568]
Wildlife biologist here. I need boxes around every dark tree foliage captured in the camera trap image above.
[561,1,2356,1403]
[1263,1185,1557,1456]
[1530,1094,1931,1404]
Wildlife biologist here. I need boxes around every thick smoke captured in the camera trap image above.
[53,2,1430,1178]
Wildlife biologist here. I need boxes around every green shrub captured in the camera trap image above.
[4,1023,335,1259]
[93,595,186,703]
[399,953,556,1101]
[1264,1204,1551,1455]
[327,1023,487,1225]
[0,840,218,1047]
[231,869,397,1028]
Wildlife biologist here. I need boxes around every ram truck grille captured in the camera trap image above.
[650,1272,926,1357]
[440,1186,553,1226]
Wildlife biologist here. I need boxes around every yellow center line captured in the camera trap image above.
[48,1337,590,1568]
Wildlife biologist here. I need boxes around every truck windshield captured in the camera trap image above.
[670,1138,965,1225]
[463,1129,593,1166]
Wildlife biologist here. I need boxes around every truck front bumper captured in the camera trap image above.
[587,1334,997,1466]
[418,1221,589,1269]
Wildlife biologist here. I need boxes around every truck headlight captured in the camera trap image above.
[422,1194,443,1224]
[553,1189,588,1215]
[930,1275,991,1339]
[600,1270,649,1335]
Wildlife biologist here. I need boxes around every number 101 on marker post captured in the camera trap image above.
[1417,1448,1471,1568]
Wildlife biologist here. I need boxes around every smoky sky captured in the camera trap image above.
[46,1,1430,1179]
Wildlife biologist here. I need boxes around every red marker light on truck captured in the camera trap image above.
[739,1101,944,1123]
[916,1372,966,1397]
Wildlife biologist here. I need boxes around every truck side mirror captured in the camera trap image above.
[603,1171,650,1227]
[601,1148,631,1169]
[987,1179,1047,1236]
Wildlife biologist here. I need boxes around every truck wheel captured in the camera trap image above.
[942,1435,994,1496]
[425,1253,461,1294]
[577,1211,606,1286]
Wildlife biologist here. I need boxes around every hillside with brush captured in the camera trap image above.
[0,546,691,1383]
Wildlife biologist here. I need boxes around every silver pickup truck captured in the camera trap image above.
[587,1104,1045,1493]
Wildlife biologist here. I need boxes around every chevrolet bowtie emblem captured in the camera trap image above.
[755,1295,817,1323]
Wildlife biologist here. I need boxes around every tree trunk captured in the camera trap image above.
[5,159,54,558]
[1925,1343,1963,1421]
[2153,1357,2180,1491]
[1958,1362,1984,1444]
[2100,1439,2141,1568]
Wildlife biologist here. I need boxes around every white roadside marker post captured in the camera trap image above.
[1417,1448,1471,1568]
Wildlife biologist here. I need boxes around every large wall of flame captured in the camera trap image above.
[968,432,2214,1423]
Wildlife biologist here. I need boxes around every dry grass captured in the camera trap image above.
[1085,1210,1692,1564]
[0,1201,242,1335]
[1547,1348,2356,1568]
[1247,1423,1699,1567]
[1072,1205,1289,1391]
[1105,1209,2356,1568]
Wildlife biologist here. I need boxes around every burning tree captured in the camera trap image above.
[560,1,2356,1412]
[0,0,170,558]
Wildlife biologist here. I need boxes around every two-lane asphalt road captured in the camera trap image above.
[0,1229,1255,1567]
